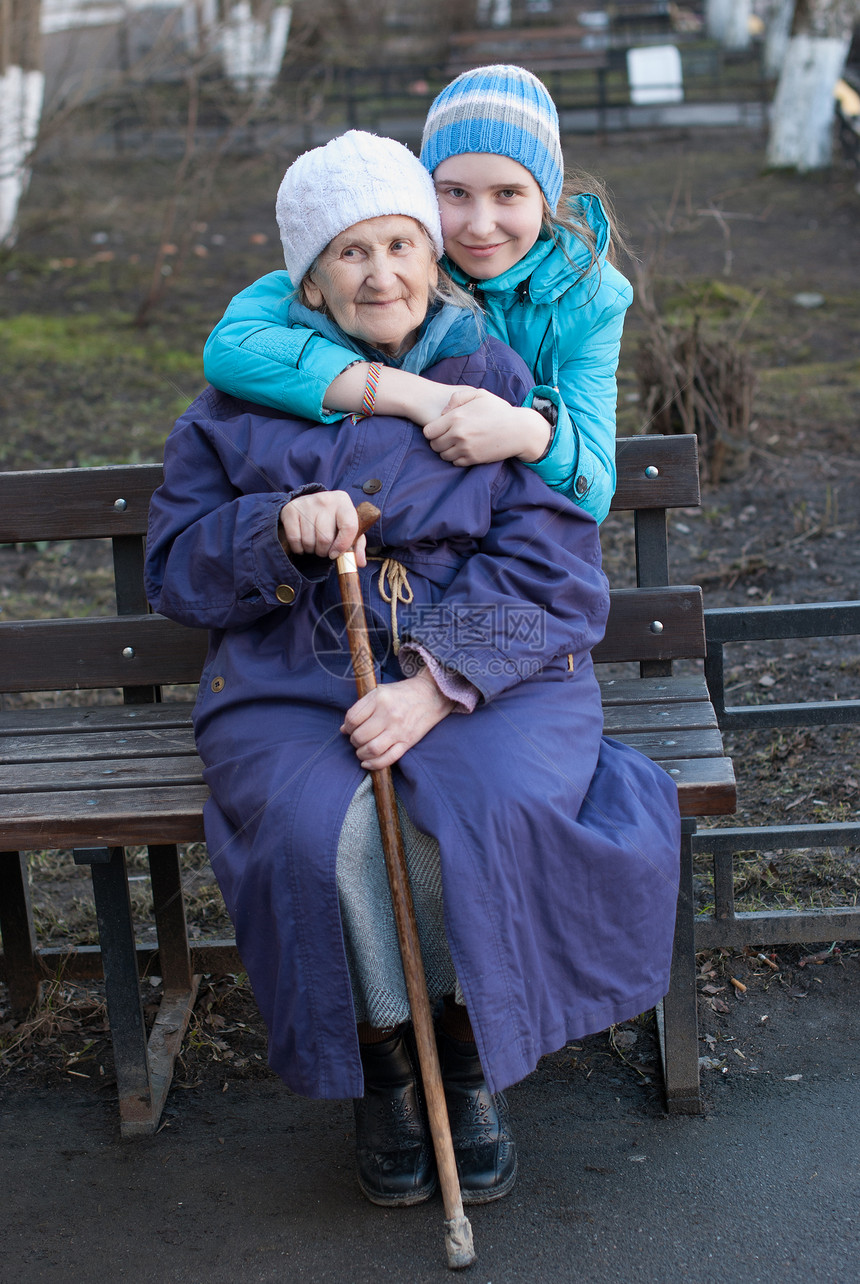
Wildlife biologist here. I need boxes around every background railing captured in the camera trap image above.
[694,600,860,951]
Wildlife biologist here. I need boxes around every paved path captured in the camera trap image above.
[3,957,858,1283]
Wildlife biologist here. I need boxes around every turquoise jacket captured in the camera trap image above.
[203,195,632,523]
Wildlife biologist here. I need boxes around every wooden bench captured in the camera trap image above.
[0,433,735,1134]
[445,26,610,80]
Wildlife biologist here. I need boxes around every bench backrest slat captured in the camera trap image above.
[612,435,700,512]
[0,465,161,542]
[0,616,208,691]
[0,435,698,548]
[0,583,706,692]
[592,586,705,664]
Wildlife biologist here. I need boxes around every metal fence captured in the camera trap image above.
[694,600,860,950]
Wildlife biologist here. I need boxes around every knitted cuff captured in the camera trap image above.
[398,644,479,713]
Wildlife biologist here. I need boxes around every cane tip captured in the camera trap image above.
[444,1214,476,1270]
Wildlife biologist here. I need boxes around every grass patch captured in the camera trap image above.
[0,312,201,373]
[1,311,206,468]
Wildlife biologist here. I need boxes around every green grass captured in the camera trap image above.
[1,310,206,468]
[0,312,200,373]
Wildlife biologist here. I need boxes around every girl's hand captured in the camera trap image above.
[423,389,551,466]
[341,669,454,769]
[279,491,367,565]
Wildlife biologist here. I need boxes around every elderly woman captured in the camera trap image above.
[145,132,680,1212]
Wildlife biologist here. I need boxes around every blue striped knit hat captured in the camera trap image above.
[420,64,564,212]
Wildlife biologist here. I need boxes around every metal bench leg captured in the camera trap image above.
[0,851,41,1016]
[74,845,200,1139]
[75,846,156,1137]
[657,819,703,1114]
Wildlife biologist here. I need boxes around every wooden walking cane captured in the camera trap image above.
[336,501,476,1272]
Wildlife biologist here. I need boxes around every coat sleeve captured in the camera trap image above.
[401,470,610,703]
[203,271,359,423]
[144,410,329,630]
[522,265,632,523]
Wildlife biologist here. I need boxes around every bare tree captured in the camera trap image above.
[1,0,43,245]
[767,0,859,170]
[764,0,796,75]
[706,0,753,49]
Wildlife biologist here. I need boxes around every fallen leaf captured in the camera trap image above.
[701,983,725,994]
[798,946,839,967]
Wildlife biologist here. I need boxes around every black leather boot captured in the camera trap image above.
[353,1029,437,1206]
[436,1029,518,1204]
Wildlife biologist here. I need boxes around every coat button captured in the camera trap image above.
[276,584,296,604]
[211,676,225,693]
[362,478,383,495]
[574,475,588,496]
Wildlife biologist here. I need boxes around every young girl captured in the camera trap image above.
[203,64,632,523]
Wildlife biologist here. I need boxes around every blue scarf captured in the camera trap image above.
[287,298,485,374]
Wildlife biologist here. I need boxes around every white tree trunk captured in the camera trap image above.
[764,0,796,76]
[767,32,850,167]
[477,0,512,26]
[706,0,752,48]
[220,1,291,97]
[1,0,44,247]
[182,0,291,96]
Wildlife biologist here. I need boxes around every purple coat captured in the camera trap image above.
[145,339,680,1100]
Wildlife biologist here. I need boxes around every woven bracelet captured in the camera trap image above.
[350,362,383,424]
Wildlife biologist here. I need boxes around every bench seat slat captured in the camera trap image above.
[597,675,711,706]
[0,785,209,849]
[612,728,725,760]
[661,757,737,816]
[0,703,197,737]
[0,755,204,794]
[0,700,716,756]
[602,699,717,735]
[0,727,197,765]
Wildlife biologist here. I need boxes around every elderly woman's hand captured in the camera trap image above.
[341,669,454,770]
[279,491,367,565]
[423,387,551,467]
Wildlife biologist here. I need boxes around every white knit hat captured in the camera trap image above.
[276,130,444,286]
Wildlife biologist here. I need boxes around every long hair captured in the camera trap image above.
[541,169,632,287]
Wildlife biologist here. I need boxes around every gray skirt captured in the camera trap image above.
[336,775,463,1028]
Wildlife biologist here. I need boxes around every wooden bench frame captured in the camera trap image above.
[0,434,735,1134]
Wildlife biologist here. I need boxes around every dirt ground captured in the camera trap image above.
[1,119,859,1232]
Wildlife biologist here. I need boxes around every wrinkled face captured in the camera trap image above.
[304,215,438,356]
[433,154,545,280]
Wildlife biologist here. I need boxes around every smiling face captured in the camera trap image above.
[303,215,438,356]
[433,154,546,280]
